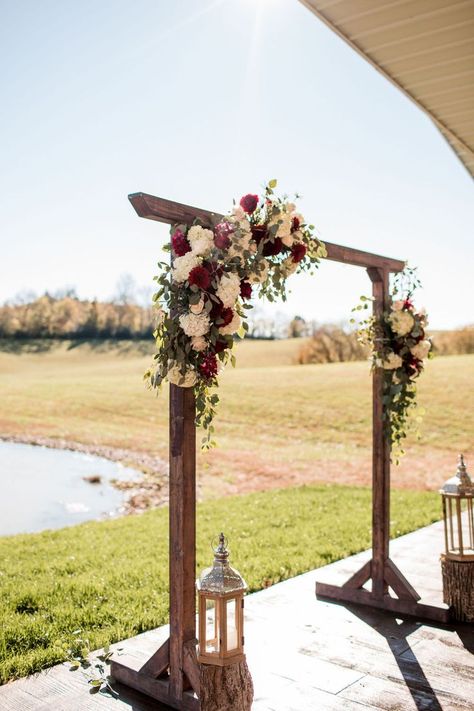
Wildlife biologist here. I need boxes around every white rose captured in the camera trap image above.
[172,253,200,283]
[389,309,415,336]
[190,298,205,315]
[167,364,197,387]
[191,335,207,352]
[411,340,431,360]
[216,272,241,307]
[232,205,246,221]
[219,311,241,336]
[269,213,292,239]
[383,352,403,370]
[179,311,210,337]
[392,300,405,311]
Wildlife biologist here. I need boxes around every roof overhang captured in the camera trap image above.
[299,0,474,177]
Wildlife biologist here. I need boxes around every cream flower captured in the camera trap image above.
[190,298,205,315]
[187,225,214,256]
[179,311,210,337]
[280,255,298,277]
[232,205,246,221]
[191,335,207,352]
[392,300,405,311]
[383,352,403,370]
[389,309,415,336]
[268,212,292,239]
[219,311,241,336]
[167,364,197,387]
[228,230,252,258]
[172,252,200,283]
[411,340,431,360]
[216,272,241,307]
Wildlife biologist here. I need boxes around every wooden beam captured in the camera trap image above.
[128,192,405,273]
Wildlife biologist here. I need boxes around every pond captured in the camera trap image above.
[0,441,141,536]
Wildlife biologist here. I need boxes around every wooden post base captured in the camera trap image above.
[441,554,474,622]
[200,659,253,711]
[110,638,200,710]
[316,557,450,624]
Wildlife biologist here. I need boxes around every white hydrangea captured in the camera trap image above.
[216,272,241,307]
[167,364,197,387]
[228,230,252,258]
[411,340,431,360]
[191,335,207,352]
[172,252,200,283]
[179,311,210,337]
[383,352,403,370]
[389,309,415,336]
[249,259,269,284]
[219,311,241,336]
[187,225,214,257]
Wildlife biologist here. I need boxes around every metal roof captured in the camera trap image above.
[299,0,474,177]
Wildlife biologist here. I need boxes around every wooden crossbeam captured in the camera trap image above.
[128,192,406,273]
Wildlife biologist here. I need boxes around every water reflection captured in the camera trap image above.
[0,441,141,536]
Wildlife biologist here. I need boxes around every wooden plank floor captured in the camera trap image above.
[1,519,473,710]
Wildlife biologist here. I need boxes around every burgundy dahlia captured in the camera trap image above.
[199,353,218,380]
[214,339,229,354]
[220,307,234,327]
[240,280,252,300]
[239,193,259,214]
[263,237,283,256]
[251,224,267,245]
[172,229,191,256]
[188,265,211,290]
[291,243,307,263]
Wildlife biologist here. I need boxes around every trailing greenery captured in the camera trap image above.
[0,484,442,684]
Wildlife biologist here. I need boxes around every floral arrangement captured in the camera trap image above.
[147,180,326,446]
[355,268,432,459]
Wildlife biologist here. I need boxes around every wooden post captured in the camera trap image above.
[369,267,390,599]
[169,384,197,699]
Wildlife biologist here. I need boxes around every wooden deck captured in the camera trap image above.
[1,519,473,710]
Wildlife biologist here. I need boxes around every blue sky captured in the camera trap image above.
[1,0,472,328]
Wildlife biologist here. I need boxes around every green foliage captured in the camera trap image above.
[0,484,441,684]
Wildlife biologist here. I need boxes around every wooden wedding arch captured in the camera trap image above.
[110,192,449,710]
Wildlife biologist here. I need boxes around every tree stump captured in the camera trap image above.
[199,660,253,711]
[441,555,474,622]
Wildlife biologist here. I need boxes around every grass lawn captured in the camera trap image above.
[0,341,472,493]
[0,483,442,684]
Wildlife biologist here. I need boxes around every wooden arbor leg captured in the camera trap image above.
[111,386,200,709]
[316,267,450,624]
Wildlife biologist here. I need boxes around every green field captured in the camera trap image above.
[0,341,472,493]
[0,484,441,684]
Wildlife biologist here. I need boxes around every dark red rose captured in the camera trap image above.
[214,339,229,353]
[263,237,283,256]
[239,193,259,214]
[209,298,224,321]
[219,307,234,327]
[199,353,218,380]
[214,222,233,250]
[404,298,414,310]
[291,216,300,232]
[251,224,267,244]
[291,243,307,263]
[188,265,211,290]
[240,280,252,300]
[172,228,191,256]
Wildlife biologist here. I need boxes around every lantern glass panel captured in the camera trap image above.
[226,598,238,651]
[205,599,219,654]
